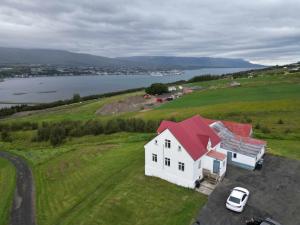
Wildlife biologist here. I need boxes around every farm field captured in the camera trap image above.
[0,67,299,225]
[0,158,16,225]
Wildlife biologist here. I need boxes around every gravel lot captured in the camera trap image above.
[196,154,300,225]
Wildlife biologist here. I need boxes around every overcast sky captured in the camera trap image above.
[0,0,299,65]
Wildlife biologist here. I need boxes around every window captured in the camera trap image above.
[165,157,170,166]
[233,153,237,158]
[165,139,171,148]
[198,160,201,169]
[152,154,157,162]
[178,162,185,171]
[178,146,182,151]
[155,140,158,145]
[223,160,226,167]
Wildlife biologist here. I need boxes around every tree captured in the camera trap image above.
[50,126,66,146]
[145,83,168,95]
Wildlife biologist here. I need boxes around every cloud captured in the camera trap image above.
[0,0,299,65]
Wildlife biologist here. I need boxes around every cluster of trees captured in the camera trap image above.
[187,75,219,83]
[145,83,169,95]
[33,119,161,146]
[0,121,38,132]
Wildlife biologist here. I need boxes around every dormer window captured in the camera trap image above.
[165,139,171,148]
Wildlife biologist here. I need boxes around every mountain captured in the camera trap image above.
[0,47,263,69]
[117,56,262,69]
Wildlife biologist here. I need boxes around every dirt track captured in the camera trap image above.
[0,152,36,225]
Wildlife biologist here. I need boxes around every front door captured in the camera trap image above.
[213,160,220,174]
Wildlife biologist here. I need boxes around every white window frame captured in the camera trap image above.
[165,157,170,166]
[178,145,182,151]
[178,162,185,171]
[152,153,157,162]
[165,139,171,149]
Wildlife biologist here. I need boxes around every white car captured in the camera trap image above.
[226,187,249,212]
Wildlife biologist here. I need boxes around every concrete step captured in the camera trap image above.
[196,180,218,195]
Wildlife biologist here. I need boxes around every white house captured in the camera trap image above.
[144,115,266,188]
[145,116,227,188]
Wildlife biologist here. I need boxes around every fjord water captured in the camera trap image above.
[0,68,252,107]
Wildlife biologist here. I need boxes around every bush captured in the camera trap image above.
[261,126,271,134]
[1,131,12,142]
[145,83,168,95]
[105,120,121,134]
[254,123,261,129]
[73,93,81,103]
[277,119,284,124]
[50,126,66,146]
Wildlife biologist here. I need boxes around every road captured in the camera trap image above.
[0,152,36,225]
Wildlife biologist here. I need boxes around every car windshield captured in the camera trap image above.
[229,196,240,204]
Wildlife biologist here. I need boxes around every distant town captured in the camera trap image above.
[0,64,184,79]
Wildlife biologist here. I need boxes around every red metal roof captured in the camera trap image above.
[206,150,226,161]
[156,115,221,160]
[202,118,252,137]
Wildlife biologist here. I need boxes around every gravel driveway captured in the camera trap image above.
[196,154,300,225]
[0,151,36,225]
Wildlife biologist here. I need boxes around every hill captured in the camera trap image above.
[0,66,299,225]
[0,47,262,69]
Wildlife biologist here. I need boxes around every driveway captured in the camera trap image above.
[0,151,36,225]
[196,154,300,225]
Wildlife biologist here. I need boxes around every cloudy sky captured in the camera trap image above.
[0,0,299,65]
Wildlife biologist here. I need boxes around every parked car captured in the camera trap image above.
[246,218,282,225]
[226,187,249,212]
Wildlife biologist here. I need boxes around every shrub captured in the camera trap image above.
[254,123,261,129]
[277,119,284,124]
[73,93,81,103]
[105,120,121,134]
[284,128,291,134]
[145,83,168,95]
[36,123,51,141]
[261,126,271,134]
[50,126,66,146]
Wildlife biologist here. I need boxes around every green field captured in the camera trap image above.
[0,158,16,225]
[0,67,299,225]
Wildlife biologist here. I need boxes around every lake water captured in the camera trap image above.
[0,68,252,108]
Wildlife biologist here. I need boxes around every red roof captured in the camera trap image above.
[202,118,252,137]
[206,150,226,161]
[157,115,221,160]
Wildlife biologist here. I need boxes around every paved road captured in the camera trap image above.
[195,155,300,225]
[0,152,36,225]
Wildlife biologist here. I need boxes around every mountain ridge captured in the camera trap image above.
[0,47,264,69]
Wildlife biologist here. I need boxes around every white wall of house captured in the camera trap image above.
[144,129,196,188]
[217,146,257,169]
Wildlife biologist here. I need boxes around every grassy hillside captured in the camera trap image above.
[0,158,16,225]
[1,132,206,225]
[0,66,299,225]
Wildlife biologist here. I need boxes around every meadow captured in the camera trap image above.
[0,67,299,224]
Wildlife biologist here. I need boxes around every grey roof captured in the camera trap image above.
[210,121,265,158]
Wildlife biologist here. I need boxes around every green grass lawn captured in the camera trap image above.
[2,132,206,225]
[0,158,16,225]
[0,68,299,225]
